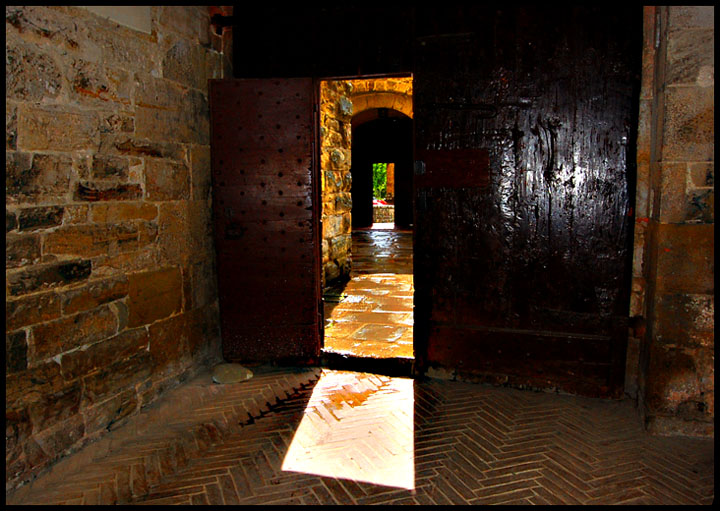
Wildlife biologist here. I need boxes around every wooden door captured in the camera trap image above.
[413,6,641,397]
[209,78,321,364]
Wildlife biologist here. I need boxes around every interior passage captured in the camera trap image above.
[323,228,413,359]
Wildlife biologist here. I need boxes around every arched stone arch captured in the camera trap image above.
[351,91,413,120]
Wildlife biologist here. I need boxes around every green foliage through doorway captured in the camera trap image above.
[372,163,388,200]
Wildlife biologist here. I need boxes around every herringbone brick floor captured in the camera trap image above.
[8,366,714,505]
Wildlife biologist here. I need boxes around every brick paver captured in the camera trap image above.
[8,366,713,505]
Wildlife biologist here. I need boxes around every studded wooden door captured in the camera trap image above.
[412,6,641,397]
[209,78,321,364]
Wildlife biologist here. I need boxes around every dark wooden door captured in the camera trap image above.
[413,6,640,397]
[209,78,321,364]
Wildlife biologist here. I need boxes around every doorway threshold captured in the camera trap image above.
[321,350,414,378]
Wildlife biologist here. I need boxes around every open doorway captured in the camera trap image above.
[319,76,414,362]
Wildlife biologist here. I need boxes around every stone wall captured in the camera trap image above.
[6,6,229,489]
[633,6,714,437]
[320,80,353,288]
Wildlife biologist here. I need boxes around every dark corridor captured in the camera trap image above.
[351,115,414,229]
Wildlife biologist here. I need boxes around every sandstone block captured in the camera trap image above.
[81,351,152,405]
[6,360,64,409]
[30,304,118,361]
[654,293,714,349]
[662,86,714,162]
[83,387,138,434]
[5,40,62,102]
[145,158,190,201]
[127,266,183,327]
[148,313,189,371]
[30,414,85,469]
[655,223,714,294]
[102,112,135,134]
[17,206,64,232]
[45,223,139,258]
[689,162,714,188]
[6,233,41,268]
[162,38,217,91]
[60,276,129,315]
[685,189,714,224]
[6,259,91,296]
[27,381,82,432]
[17,105,98,151]
[60,327,148,381]
[6,291,61,332]
[101,135,187,160]
[6,330,29,374]
[157,202,190,265]
[7,102,17,149]
[74,181,143,202]
[7,209,18,232]
[91,201,158,223]
[666,28,714,85]
[190,259,218,310]
[91,154,131,179]
[70,59,132,106]
[190,144,211,200]
[6,152,73,203]
[668,6,715,31]
[187,302,220,359]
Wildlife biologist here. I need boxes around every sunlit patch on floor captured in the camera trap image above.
[281,369,415,490]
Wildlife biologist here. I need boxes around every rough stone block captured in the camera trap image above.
[17,206,64,232]
[668,5,715,31]
[74,181,143,202]
[6,330,29,374]
[6,360,64,410]
[45,223,139,258]
[187,302,220,359]
[31,414,85,467]
[83,387,138,434]
[7,102,17,150]
[91,154,131,179]
[5,40,63,102]
[145,158,190,201]
[162,39,218,91]
[654,293,714,348]
[685,188,714,224]
[127,266,183,328]
[69,59,132,106]
[7,209,18,232]
[101,135,186,161]
[27,382,82,432]
[81,351,152,405]
[689,162,714,188]
[148,313,189,371]
[662,86,714,161]
[30,304,118,361]
[6,152,73,203]
[6,259,92,296]
[60,327,148,381]
[6,233,41,268]
[190,144,211,200]
[60,276,129,315]
[157,202,190,265]
[190,259,218,310]
[666,29,714,85]
[655,223,714,294]
[6,291,62,332]
[17,105,99,151]
[91,201,158,223]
